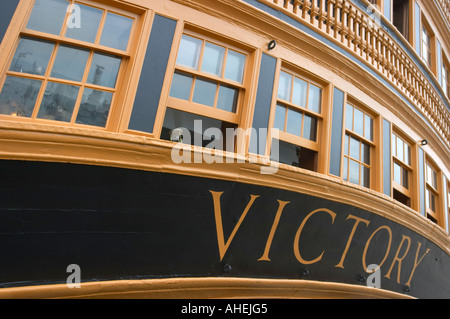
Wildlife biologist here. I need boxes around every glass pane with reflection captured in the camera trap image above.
[278,71,291,101]
[65,3,103,43]
[303,114,317,141]
[308,84,321,113]
[10,37,54,76]
[224,50,245,83]
[273,104,286,132]
[170,72,193,100]
[0,76,42,117]
[176,35,202,70]
[76,88,112,127]
[202,42,225,77]
[38,82,79,122]
[361,165,370,188]
[26,0,67,35]
[292,77,307,108]
[349,159,360,184]
[51,45,90,82]
[87,52,121,88]
[353,107,364,136]
[100,12,133,51]
[217,85,238,112]
[193,78,216,107]
[286,108,302,137]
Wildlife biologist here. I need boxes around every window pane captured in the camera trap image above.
[286,108,302,137]
[353,107,364,136]
[394,162,401,185]
[402,166,409,189]
[193,78,216,107]
[38,82,79,122]
[51,45,90,82]
[292,77,307,107]
[349,159,360,184]
[349,136,360,160]
[396,136,404,162]
[202,42,225,77]
[364,115,373,141]
[26,0,68,35]
[361,165,370,188]
[170,72,193,100]
[87,53,121,88]
[278,71,291,101]
[100,12,133,51]
[346,104,353,130]
[308,84,321,113]
[303,114,317,141]
[361,142,370,165]
[10,37,54,76]
[65,3,103,43]
[343,157,348,181]
[0,76,42,117]
[217,84,238,112]
[273,104,286,132]
[344,134,349,155]
[405,144,411,166]
[224,50,245,83]
[76,88,112,127]
[176,35,202,70]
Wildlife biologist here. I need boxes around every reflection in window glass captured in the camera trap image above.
[278,71,291,101]
[303,114,317,141]
[224,50,245,83]
[170,72,193,100]
[51,45,90,82]
[353,107,364,136]
[292,77,307,108]
[99,12,133,51]
[193,78,216,107]
[65,4,103,43]
[202,43,225,77]
[76,88,112,127]
[176,35,202,70]
[10,37,54,76]
[26,0,67,35]
[349,136,360,160]
[308,84,321,113]
[364,115,373,141]
[38,82,79,122]
[0,76,42,117]
[273,104,286,132]
[217,85,238,112]
[87,53,121,88]
[286,108,302,137]
[346,104,353,130]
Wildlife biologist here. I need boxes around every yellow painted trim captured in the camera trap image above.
[0,277,414,299]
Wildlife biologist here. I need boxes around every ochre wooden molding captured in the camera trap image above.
[0,277,414,299]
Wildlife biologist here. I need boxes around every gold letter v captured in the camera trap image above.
[210,191,260,261]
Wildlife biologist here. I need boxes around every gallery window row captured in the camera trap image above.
[0,0,448,232]
[367,0,450,100]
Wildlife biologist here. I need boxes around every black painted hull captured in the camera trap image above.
[0,160,448,298]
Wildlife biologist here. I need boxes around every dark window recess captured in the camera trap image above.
[393,188,411,207]
[271,139,318,172]
[393,0,410,41]
[161,108,237,151]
